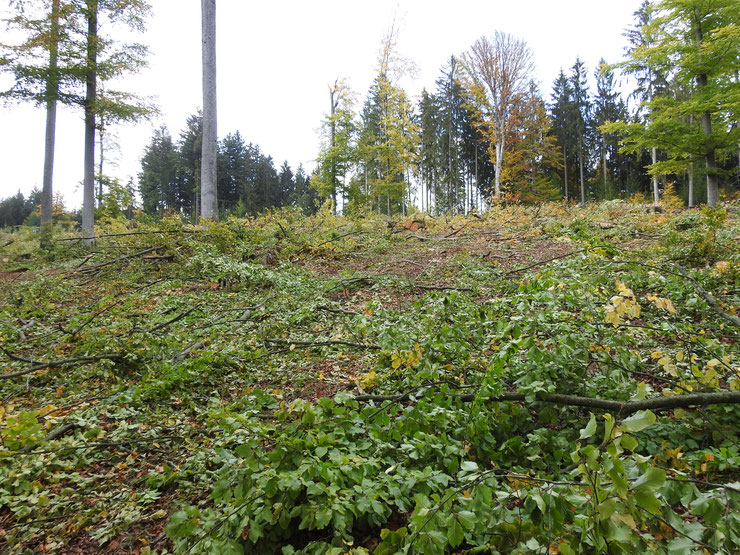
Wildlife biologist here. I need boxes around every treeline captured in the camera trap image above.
[312,2,738,215]
[0,191,42,228]
[138,114,319,217]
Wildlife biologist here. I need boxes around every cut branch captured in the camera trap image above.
[0,347,123,380]
[674,264,740,329]
[353,390,740,415]
[264,338,380,351]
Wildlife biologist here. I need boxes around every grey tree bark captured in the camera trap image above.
[41,0,60,241]
[81,0,98,243]
[651,147,660,206]
[200,0,218,220]
[693,9,719,208]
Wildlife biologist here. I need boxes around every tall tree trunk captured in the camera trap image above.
[329,82,338,214]
[688,163,695,208]
[602,147,607,193]
[494,139,504,199]
[563,146,568,202]
[41,0,60,247]
[82,0,98,244]
[693,9,718,208]
[651,147,660,205]
[578,146,585,205]
[200,0,218,220]
[97,111,105,208]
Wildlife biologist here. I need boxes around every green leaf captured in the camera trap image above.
[598,498,617,520]
[447,515,465,548]
[618,410,655,433]
[633,467,666,492]
[580,413,597,439]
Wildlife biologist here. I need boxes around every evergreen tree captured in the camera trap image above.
[435,56,467,213]
[356,26,418,216]
[138,125,178,213]
[570,57,592,204]
[549,70,576,200]
[177,113,203,218]
[218,131,248,209]
[416,89,439,213]
[277,161,295,207]
[593,60,629,199]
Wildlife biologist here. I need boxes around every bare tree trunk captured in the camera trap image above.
[688,163,695,208]
[41,0,60,245]
[602,148,607,193]
[200,0,218,220]
[563,146,568,202]
[97,111,105,208]
[579,147,585,205]
[82,0,98,244]
[494,139,504,198]
[693,9,718,208]
[651,147,660,205]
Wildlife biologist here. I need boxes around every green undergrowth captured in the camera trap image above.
[0,201,738,553]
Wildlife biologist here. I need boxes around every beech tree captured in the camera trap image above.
[1,0,76,242]
[200,0,218,220]
[461,31,535,199]
[314,79,356,213]
[604,0,739,208]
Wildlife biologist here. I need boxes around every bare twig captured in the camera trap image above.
[0,347,123,380]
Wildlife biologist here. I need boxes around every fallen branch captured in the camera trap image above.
[504,248,586,275]
[412,284,474,293]
[406,234,457,242]
[316,305,360,316]
[72,246,165,274]
[0,348,123,380]
[264,338,380,351]
[148,304,203,334]
[353,390,740,416]
[674,264,740,329]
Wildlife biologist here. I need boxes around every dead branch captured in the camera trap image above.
[353,390,740,416]
[406,234,457,242]
[264,338,380,351]
[56,230,199,241]
[148,305,203,334]
[316,305,360,316]
[71,246,165,274]
[504,248,586,275]
[0,348,123,380]
[674,264,740,329]
[413,284,474,293]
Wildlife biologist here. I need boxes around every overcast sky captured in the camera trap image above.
[0,0,644,209]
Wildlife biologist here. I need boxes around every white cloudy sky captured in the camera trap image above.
[0,0,644,208]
